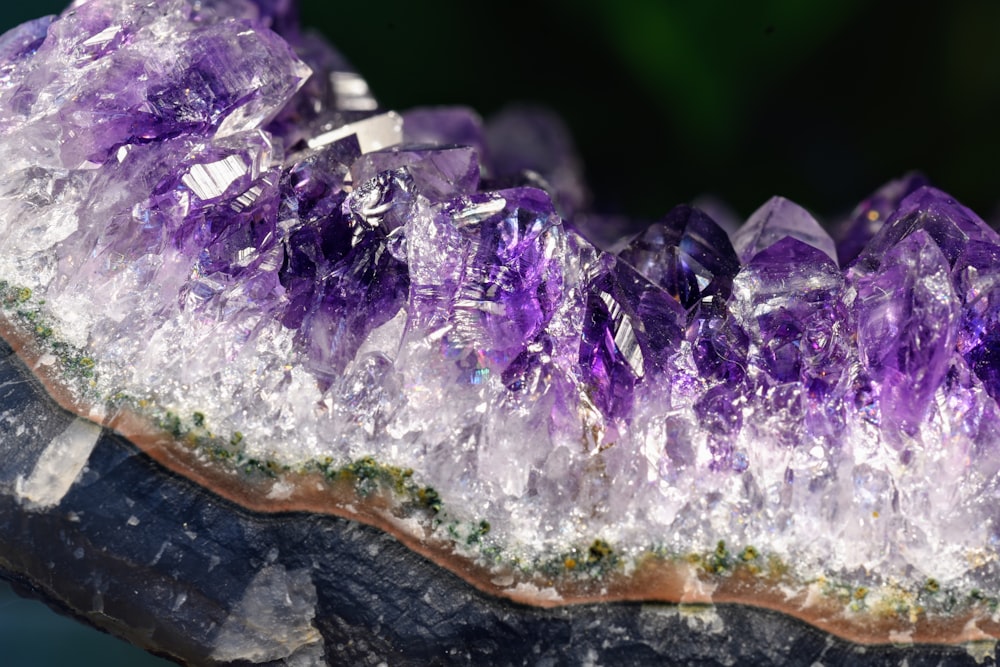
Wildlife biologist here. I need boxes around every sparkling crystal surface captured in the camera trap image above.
[3,0,1000,605]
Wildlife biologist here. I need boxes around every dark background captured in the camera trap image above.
[2,1,1000,664]
[297,0,1000,225]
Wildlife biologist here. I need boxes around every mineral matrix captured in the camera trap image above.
[2,0,1000,662]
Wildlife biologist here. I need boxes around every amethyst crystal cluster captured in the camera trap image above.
[2,0,1000,594]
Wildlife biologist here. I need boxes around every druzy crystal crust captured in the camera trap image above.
[3,0,1000,607]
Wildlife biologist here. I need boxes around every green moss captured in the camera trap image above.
[588,539,613,565]
[159,412,183,439]
[466,520,491,546]
[707,540,731,574]
[417,486,442,513]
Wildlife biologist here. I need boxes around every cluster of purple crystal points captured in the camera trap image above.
[3,0,1000,590]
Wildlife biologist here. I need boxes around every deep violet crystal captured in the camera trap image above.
[579,255,685,421]
[618,204,740,311]
[854,229,959,436]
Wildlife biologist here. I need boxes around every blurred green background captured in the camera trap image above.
[2,0,1000,663]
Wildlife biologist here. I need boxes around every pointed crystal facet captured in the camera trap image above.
[579,255,685,421]
[266,32,376,148]
[402,106,488,162]
[836,172,928,267]
[854,229,959,435]
[850,186,1000,274]
[733,196,837,265]
[618,204,740,311]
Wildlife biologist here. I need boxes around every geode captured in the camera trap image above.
[2,0,1000,663]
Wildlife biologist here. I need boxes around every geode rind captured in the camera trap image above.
[2,0,1000,659]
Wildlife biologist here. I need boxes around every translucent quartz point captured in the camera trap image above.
[835,172,928,266]
[849,185,1000,274]
[579,255,685,420]
[402,107,489,165]
[854,230,959,436]
[733,196,838,264]
[618,204,740,311]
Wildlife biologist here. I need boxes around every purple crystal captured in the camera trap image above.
[343,168,419,234]
[282,141,359,221]
[0,15,51,69]
[579,255,685,421]
[694,383,744,471]
[694,383,743,436]
[732,237,847,389]
[732,196,837,264]
[265,27,379,150]
[408,187,565,370]
[618,204,740,311]
[279,202,409,383]
[954,241,1000,401]
[854,229,959,435]
[10,2,311,168]
[835,172,928,266]
[850,186,1000,274]
[688,308,748,386]
[160,134,281,272]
